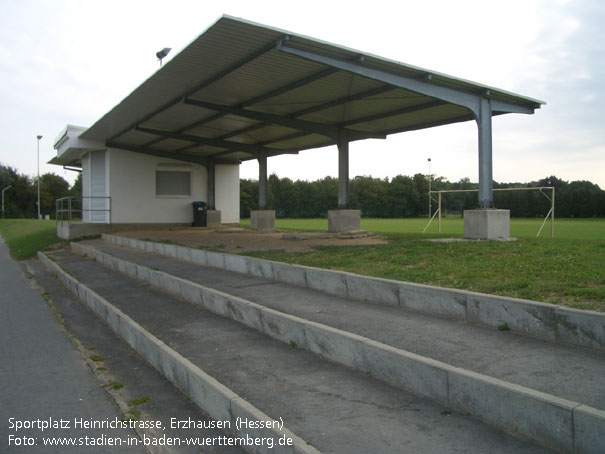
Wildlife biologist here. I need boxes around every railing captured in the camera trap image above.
[56,196,112,224]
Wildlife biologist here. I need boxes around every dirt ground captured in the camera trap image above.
[117,227,388,253]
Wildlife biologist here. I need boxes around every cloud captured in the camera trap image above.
[0,0,603,189]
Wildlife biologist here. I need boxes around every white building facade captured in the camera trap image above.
[52,125,239,237]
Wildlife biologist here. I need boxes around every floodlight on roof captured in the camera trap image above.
[156,47,171,66]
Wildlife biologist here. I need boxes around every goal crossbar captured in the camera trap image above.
[422,186,555,237]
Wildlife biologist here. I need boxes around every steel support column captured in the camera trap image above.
[258,150,268,210]
[337,133,349,209]
[207,158,216,210]
[477,98,494,208]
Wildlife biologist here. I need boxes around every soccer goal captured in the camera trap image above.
[422,187,555,237]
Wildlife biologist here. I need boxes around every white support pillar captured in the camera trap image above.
[477,97,494,208]
[465,97,510,239]
[207,158,216,210]
[329,132,361,233]
[258,151,268,211]
[337,133,349,209]
[206,158,221,227]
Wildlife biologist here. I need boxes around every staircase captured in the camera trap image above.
[36,234,605,453]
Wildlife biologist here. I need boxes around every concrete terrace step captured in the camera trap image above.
[40,249,551,454]
[25,258,248,454]
[102,234,605,353]
[82,239,605,409]
[68,238,605,453]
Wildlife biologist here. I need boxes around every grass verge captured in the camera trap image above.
[0,219,66,260]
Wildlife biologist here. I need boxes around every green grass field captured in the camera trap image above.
[1,217,603,310]
[241,217,605,311]
[241,217,604,240]
[0,219,65,260]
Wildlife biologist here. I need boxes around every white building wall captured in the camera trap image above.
[215,164,240,224]
[108,149,207,224]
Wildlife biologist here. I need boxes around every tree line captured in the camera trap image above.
[0,164,81,219]
[241,174,605,219]
[2,163,603,220]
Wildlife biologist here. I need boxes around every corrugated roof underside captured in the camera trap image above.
[80,15,543,162]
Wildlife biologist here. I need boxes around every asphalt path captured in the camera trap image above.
[0,237,145,453]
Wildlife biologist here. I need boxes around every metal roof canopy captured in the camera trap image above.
[80,15,544,209]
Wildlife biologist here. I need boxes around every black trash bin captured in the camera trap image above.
[192,201,207,227]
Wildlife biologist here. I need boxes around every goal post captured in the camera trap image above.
[422,187,555,237]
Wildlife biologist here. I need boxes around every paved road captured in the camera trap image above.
[0,238,145,453]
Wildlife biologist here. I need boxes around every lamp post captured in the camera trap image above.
[427,158,432,217]
[2,185,11,219]
[37,135,42,220]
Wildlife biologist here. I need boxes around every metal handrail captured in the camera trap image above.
[56,196,112,223]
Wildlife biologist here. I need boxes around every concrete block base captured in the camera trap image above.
[464,209,510,240]
[328,209,361,233]
[250,210,275,231]
[206,210,221,227]
[56,221,191,240]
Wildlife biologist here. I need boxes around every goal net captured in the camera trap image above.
[422,187,555,237]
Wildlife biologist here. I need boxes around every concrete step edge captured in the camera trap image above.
[38,250,321,454]
[101,233,605,353]
[75,241,605,454]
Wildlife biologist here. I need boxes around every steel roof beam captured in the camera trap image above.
[139,67,339,149]
[238,149,300,160]
[243,67,339,108]
[266,149,299,158]
[144,84,393,150]
[291,85,395,117]
[383,114,476,135]
[279,44,540,117]
[491,99,536,114]
[135,126,261,155]
[254,99,451,148]
[259,131,308,146]
[277,43,543,209]
[171,143,300,160]
[206,149,240,158]
[183,98,339,138]
[340,100,448,127]
[219,85,395,143]
[106,141,210,166]
[183,98,385,141]
[107,37,284,143]
[134,125,300,157]
[218,123,267,140]
[277,43,491,116]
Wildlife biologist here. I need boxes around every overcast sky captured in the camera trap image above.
[1,0,603,188]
